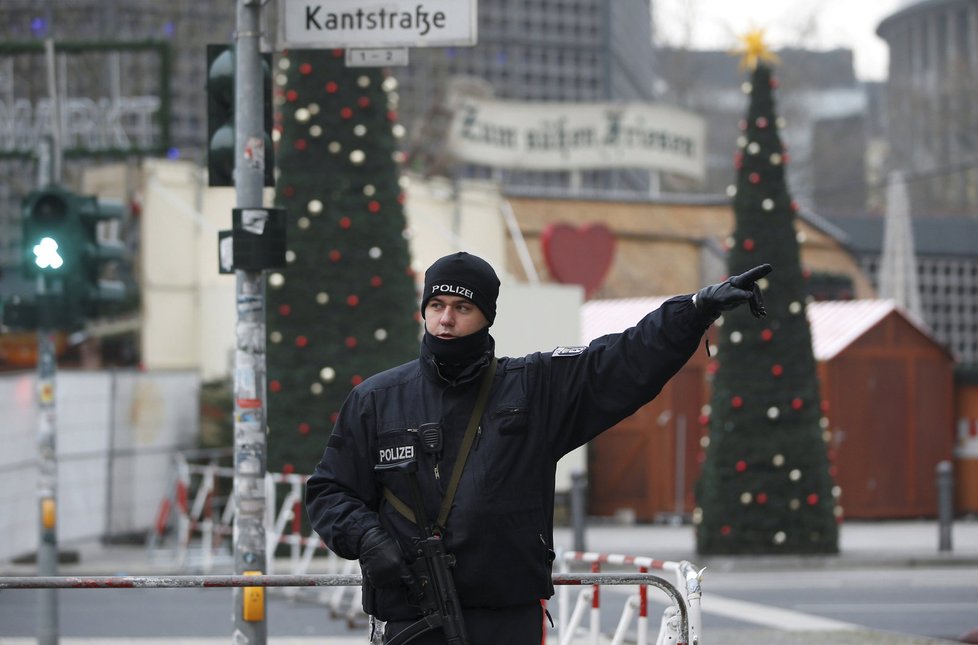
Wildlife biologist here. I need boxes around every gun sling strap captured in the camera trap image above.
[383,357,498,532]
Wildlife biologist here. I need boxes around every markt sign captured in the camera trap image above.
[279,0,477,49]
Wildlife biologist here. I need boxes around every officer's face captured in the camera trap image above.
[424,295,488,339]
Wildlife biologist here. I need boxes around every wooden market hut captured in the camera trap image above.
[584,298,956,521]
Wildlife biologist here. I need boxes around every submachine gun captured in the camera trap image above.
[374,459,469,645]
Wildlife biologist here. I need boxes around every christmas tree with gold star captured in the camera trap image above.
[694,31,840,554]
[266,50,420,475]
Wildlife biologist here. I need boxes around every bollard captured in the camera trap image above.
[937,460,953,552]
[570,470,588,553]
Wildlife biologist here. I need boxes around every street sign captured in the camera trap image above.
[279,0,477,49]
[345,47,410,67]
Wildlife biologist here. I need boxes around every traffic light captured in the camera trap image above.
[19,185,127,326]
[206,44,274,187]
[22,185,77,279]
[74,194,127,317]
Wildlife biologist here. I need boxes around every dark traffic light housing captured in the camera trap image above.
[74,194,127,317]
[12,185,128,330]
[206,44,274,187]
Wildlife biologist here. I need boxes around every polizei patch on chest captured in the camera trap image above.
[552,346,586,357]
[378,444,415,464]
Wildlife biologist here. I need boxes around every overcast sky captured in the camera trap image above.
[653,0,913,81]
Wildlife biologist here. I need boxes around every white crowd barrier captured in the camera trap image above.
[148,452,365,625]
[557,550,703,645]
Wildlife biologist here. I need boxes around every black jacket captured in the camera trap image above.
[305,295,712,621]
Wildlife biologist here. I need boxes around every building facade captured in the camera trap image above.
[653,47,873,217]
[877,0,978,217]
[829,215,978,365]
[0,0,234,272]
[395,0,657,193]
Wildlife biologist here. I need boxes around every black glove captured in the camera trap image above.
[694,264,772,319]
[358,526,414,589]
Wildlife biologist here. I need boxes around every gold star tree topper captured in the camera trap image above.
[731,28,780,71]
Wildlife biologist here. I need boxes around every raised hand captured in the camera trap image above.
[694,264,772,319]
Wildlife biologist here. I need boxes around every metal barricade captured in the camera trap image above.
[558,550,703,645]
[0,572,693,645]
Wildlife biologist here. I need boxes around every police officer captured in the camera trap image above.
[306,251,771,644]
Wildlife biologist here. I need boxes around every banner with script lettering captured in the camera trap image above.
[445,98,706,180]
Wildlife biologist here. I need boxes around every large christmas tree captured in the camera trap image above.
[267,50,420,475]
[695,33,840,554]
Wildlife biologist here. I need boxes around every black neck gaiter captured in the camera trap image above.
[423,327,492,381]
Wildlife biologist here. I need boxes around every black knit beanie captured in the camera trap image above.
[421,252,500,325]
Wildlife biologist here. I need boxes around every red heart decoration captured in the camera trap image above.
[541,222,616,297]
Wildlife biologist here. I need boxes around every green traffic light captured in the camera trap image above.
[33,237,64,270]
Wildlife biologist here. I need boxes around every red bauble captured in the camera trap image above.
[299,62,313,75]
[756,116,768,128]
[731,395,744,409]
[329,249,342,262]
[278,304,291,316]
[351,375,363,386]
[346,294,360,307]
[721,525,732,536]
[295,335,308,348]
[269,380,281,393]
[358,96,370,108]
[698,413,710,426]
[791,397,804,410]
[771,364,784,377]
[761,329,773,342]
[821,400,830,413]
[330,411,340,424]
[370,275,383,287]
[282,463,295,474]
[735,460,747,473]
[325,81,338,94]
[294,139,307,151]
[756,492,768,505]
[298,422,311,435]
[387,110,398,122]
[331,48,344,58]
[748,172,761,184]
[770,77,780,89]
[807,493,819,505]
[340,107,354,119]
[707,360,720,374]
[367,200,381,213]
[282,185,295,198]
[345,336,358,348]
[339,216,352,229]
[743,238,755,251]
[790,200,800,212]
[285,89,298,102]
[397,192,407,204]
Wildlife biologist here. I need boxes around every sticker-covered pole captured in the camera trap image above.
[232,0,268,642]
[35,276,59,645]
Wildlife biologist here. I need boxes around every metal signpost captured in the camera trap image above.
[35,280,59,645]
[231,1,270,642]
[36,39,62,645]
